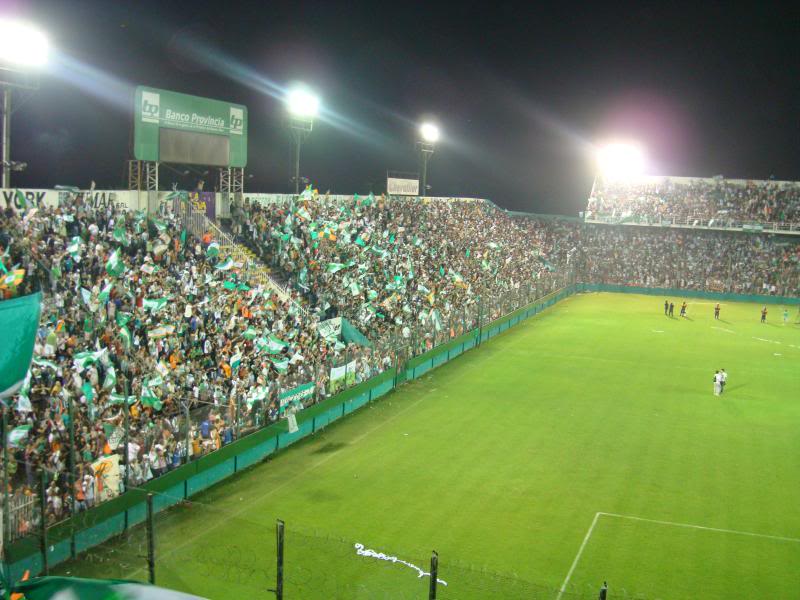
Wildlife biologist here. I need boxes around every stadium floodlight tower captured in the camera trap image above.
[417,122,440,197]
[0,19,49,188]
[286,86,320,195]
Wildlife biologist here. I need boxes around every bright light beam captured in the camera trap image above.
[0,19,48,67]
[287,87,320,119]
[420,122,440,143]
[596,142,646,179]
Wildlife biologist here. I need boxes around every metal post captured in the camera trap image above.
[146,493,155,584]
[123,380,130,491]
[184,402,191,464]
[39,470,48,574]
[428,550,438,600]
[2,88,10,189]
[275,519,285,600]
[293,137,301,195]
[2,405,9,558]
[420,151,428,198]
[234,394,240,440]
[67,397,76,558]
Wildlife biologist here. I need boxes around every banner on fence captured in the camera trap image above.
[189,191,216,220]
[279,382,315,414]
[329,360,357,394]
[318,317,342,342]
[91,453,121,503]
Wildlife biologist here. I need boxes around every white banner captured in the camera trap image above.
[0,188,143,214]
[387,177,419,196]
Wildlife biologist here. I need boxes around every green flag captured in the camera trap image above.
[270,357,289,373]
[143,298,169,312]
[72,349,106,371]
[326,262,348,274]
[106,249,125,277]
[215,256,234,271]
[32,357,58,371]
[230,351,242,371]
[112,225,129,246]
[109,393,136,406]
[10,576,210,600]
[8,424,31,448]
[266,334,289,354]
[116,311,132,327]
[242,327,258,340]
[206,242,220,258]
[66,236,82,260]
[98,282,113,303]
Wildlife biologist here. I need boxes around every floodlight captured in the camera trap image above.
[286,88,320,119]
[596,142,646,179]
[0,20,49,67]
[419,122,440,143]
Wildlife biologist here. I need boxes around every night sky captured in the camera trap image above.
[7,0,800,215]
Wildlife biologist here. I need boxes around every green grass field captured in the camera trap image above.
[55,293,800,599]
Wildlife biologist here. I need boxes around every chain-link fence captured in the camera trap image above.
[50,489,638,600]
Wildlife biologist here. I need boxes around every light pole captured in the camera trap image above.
[0,19,49,188]
[417,122,439,198]
[286,87,319,195]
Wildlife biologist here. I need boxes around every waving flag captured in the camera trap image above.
[206,241,220,258]
[143,298,169,312]
[106,249,125,277]
[215,256,234,271]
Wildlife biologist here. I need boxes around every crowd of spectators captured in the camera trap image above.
[580,226,800,296]
[587,177,800,226]
[1,184,798,538]
[232,193,573,346]
[0,193,387,533]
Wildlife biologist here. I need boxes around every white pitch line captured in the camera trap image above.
[556,512,601,600]
[711,326,736,334]
[599,512,800,544]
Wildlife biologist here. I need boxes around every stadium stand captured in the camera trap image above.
[0,180,798,541]
[586,175,800,229]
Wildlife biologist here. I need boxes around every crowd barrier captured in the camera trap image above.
[2,284,579,580]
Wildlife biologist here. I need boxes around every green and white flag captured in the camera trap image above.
[326,262,348,274]
[348,281,361,296]
[73,349,106,370]
[143,298,169,312]
[153,219,168,232]
[230,351,243,371]
[98,281,113,303]
[119,325,132,349]
[8,424,32,448]
[109,393,136,406]
[112,225,129,246]
[66,236,82,260]
[242,326,259,340]
[10,576,210,600]
[215,256,234,271]
[106,249,125,277]
[116,311,132,327]
[103,366,117,390]
[32,357,58,371]
[206,242,220,258]
[265,334,289,354]
[270,357,289,373]
[80,287,92,307]
[246,386,269,408]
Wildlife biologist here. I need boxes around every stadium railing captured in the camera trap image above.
[577,283,800,306]
[1,270,579,582]
[583,213,800,235]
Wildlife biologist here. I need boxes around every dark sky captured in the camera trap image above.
[7,0,800,215]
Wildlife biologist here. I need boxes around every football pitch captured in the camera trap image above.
[55,292,800,599]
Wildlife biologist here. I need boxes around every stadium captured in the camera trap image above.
[0,5,798,600]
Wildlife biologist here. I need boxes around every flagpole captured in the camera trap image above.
[2,404,9,560]
[67,396,76,559]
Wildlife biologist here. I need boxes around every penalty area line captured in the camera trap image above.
[599,512,800,544]
[556,512,601,600]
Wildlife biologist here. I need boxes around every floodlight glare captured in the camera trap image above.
[596,142,646,179]
[287,88,320,119]
[419,122,440,143]
[0,19,49,67]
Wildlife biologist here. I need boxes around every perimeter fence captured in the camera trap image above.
[48,487,650,599]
